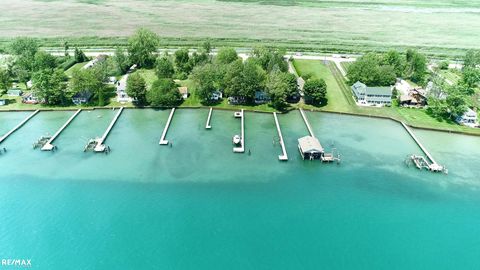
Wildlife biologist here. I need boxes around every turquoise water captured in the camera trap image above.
[1,109,480,269]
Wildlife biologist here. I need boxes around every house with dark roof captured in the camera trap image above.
[72,91,92,105]
[351,81,393,106]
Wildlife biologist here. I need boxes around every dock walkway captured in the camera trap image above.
[273,112,288,161]
[94,107,124,152]
[401,122,445,172]
[0,110,39,144]
[159,108,176,145]
[299,108,315,137]
[233,109,245,153]
[205,107,213,129]
[42,109,82,151]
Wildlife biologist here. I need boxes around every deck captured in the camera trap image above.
[205,107,213,129]
[273,112,288,161]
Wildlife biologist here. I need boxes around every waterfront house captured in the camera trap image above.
[254,91,270,104]
[210,90,223,101]
[351,81,393,106]
[0,99,6,106]
[399,88,428,107]
[178,87,189,99]
[7,89,23,97]
[22,92,42,104]
[298,136,324,160]
[72,91,92,105]
[456,108,478,128]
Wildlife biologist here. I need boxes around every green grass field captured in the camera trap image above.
[439,69,462,85]
[293,59,480,135]
[64,62,89,77]
[0,0,479,57]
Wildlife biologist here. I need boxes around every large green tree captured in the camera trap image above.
[174,49,191,75]
[405,49,427,83]
[463,50,480,69]
[266,71,288,110]
[303,78,327,105]
[127,28,160,68]
[155,57,175,79]
[33,51,57,71]
[461,67,480,89]
[0,68,11,93]
[216,48,238,65]
[191,63,220,102]
[32,69,68,105]
[252,47,287,73]
[70,67,107,106]
[147,79,181,107]
[126,73,147,105]
[113,47,130,74]
[10,37,39,86]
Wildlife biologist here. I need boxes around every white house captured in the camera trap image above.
[210,90,223,101]
[22,92,42,104]
[0,99,6,106]
[351,81,393,106]
[456,108,478,128]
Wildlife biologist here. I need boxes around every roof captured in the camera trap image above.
[351,81,366,96]
[72,91,92,99]
[7,89,23,95]
[298,136,323,153]
[178,87,188,95]
[366,86,392,96]
[463,108,477,118]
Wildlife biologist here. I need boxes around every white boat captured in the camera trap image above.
[234,111,242,118]
[232,135,241,145]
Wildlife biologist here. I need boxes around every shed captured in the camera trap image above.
[0,99,6,106]
[298,136,324,160]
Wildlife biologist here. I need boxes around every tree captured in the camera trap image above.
[64,41,70,57]
[223,59,244,97]
[33,51,57,71]
[405,50,427,83]
[382,50,405,77]
[70,67,106,106]
[377,65,397,86]
[0,68,11,93]
[202,41,212,54]
[155,57,175,79]
[191,63,219,102]
[9,37,39,85]
[438,61,449,70]
[282,72,299,99]
[252,46,288,73]
[463,50,480,69]
[126,73,147,105]
[266,71,288,110]
[174,49,191,75]
[127,28,160,68]
[347,53,385,85]
[303,78,327,105]
[445,86,468,119]
[239,59,265,101]
[113,47,130,74]
[461,67,480,89]
[147,79,181,107]
[216,47,238,65]
[74,48,88,63]
[32,69,68,105]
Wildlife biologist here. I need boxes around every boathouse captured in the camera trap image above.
[298,136,324,160]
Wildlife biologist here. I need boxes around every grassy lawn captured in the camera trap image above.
[292,59,480,135]
[64,62,89,77]
[136,69,157,90]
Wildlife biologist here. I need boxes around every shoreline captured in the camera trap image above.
[1,105,479,137]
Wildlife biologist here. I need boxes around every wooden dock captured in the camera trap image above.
[0,110,39,144]
[94,107,124,152]
[159,108,175,145]
[273,112,288,161]
[299,108,315,137]
[401,122,445,172]
[205,107,213,129]
[233,109,245,153]
[41,109,82,151]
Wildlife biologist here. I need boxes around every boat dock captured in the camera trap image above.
[159,108,176,145]
[299,108,315,137]
[41,109,82,151]
[401,122,446,173]
[0,110,39,144]
[273,112,288,161]
[92,107,124,152]
[205,107,213,129]
[233,109,245,153]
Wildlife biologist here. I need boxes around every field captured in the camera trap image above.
[0,0,479,57]
[439,69,462,85]
[293,59,480,135]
